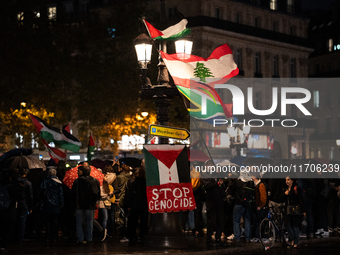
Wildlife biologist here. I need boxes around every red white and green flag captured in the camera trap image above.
[160,44,238,122]
[143,19,191,40]
[143,145,196,213]
[87,133,95,163]
[30,114,81,153]
[42,139,66,164]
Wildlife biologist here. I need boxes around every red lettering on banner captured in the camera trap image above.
[146,182,196,213]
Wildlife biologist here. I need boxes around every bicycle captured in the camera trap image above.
[259,206,292,250]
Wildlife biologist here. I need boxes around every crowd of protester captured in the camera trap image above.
[0,157,339,252]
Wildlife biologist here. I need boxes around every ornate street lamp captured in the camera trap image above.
[175,38,193,60]
[133,30,193,249]
[228,125,251,156]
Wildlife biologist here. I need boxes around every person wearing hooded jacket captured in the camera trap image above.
[41,168,64,245]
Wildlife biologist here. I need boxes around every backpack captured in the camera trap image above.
[0,185,11,210]
[240,182,255,208]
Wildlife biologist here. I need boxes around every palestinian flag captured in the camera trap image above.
[42,139,66,164]
[143,19,191,40]
[143,145,196,213]
[87,133,95,163]
[30,114,81,153]
[61,125,82,152]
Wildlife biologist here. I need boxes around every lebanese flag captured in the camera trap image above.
[30,114,82,153]
[143,145,196,213]
[160,44,239,88]
[144,19,191,40]
[161,44,238,119]
[87,133,95,163]
[42,139,66,164]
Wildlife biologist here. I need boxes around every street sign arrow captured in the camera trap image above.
[149,124,190,140]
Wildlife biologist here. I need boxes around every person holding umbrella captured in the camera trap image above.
[15,168,33,243]
[72,165,100,244]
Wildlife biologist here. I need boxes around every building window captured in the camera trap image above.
[329,38,333,52]
[255,17,261,28]
[273,21,278,32]
[313,91,319,108]
[215,8,220,19]
[287,0,295,13]
[48,6,57,20]
[325,91,331,106]
[235,49,243,71]
[80,1,89,14]
[270,0,278,10]
[168,7,177,18]
[290,58,296,78]
[273,55,279,77]
[325,118,331,133]
[317,148,321,158]
[17,12,24,23]
[255,52,262,75]
[290,25,296,36]
[236,13,241,23]
[315,64,320,75]
[64,2,74,15]
[255,91,262,109]
[330,147,334,160]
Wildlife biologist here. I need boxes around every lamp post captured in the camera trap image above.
[134,31,193,248]
[228,125,251,156]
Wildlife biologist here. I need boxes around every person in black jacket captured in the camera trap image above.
[229,177,252,242]
[284,175,306,248]
[201,160,226,247]
[0,169,20,252]
[120,167,148,243]
[41,168,64,245]
[15,168,33,242]
[72,165,100,244]
[327,173,340,233]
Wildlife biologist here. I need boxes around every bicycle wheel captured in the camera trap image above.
[259,218,276,249]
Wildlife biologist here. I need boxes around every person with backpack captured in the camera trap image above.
[229,176,252,243]
[250,171,267,243]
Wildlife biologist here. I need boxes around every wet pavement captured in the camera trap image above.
[4,232,340,255]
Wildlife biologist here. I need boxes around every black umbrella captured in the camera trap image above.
[0,148,33,163]
[0,155,46,171]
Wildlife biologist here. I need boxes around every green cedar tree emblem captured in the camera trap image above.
[194,62,214,82]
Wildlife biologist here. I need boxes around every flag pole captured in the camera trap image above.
[64,149,68,165]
